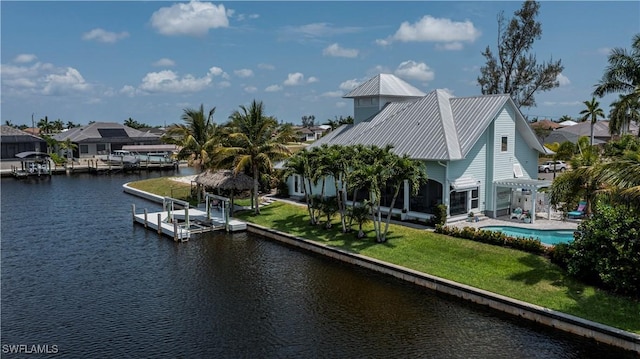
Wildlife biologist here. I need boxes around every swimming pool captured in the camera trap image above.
[480,226,576,245]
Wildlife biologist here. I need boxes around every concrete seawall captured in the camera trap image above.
[247,223,640,354]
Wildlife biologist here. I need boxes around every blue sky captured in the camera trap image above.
[1,1,638,128]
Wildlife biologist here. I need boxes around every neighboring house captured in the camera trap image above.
[543,120,639,145]
[285,73,550,223]
[293,126,330,142]
[52,122,161,159]
[1,126,46,159]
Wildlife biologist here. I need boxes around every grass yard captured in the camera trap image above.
[127,177,192,199]
[236,201,640,334]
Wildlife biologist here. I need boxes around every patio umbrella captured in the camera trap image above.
[195,170,254,215]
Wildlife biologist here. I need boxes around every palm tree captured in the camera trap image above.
[37,116,53,135]
[58,138,78,163]
[594,33,640,137]
[348,201,372,238]
[608,93,640,136]
[224,100,293,214]
[52,119,64,133]
[579,97,605,146]
[165,104,220,169]
[283,150,317,224]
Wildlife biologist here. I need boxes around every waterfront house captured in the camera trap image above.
[1,126,47,159]
[293,125,331,142]
[285,73,551,223]
[52,122,162,159]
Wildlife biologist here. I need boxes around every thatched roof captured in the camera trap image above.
[195,170,253,190]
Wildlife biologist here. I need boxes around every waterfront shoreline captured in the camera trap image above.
[121,183,640,354]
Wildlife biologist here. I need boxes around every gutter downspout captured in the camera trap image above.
[438,161,449,218]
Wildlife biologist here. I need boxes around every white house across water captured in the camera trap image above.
[285,73,551,223]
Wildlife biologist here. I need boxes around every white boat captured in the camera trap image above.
[98,150,140,166]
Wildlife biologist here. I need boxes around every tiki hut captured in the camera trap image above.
[195,170,253,215]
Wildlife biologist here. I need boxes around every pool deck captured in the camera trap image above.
[449,211,580,231]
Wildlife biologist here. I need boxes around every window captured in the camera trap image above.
[96,144,106,153]
[471,188,479,209]
[501,136,508,152]
[293,175,303,194]
[80,144,89,154]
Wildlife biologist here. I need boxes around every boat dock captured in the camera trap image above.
[131,194,247,241]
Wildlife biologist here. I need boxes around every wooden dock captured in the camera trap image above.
[131,195,247,241]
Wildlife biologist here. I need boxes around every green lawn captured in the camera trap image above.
[236,201,640,334]
[127,177,640,334]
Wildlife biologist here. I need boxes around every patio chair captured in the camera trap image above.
[510,207,524,220]
[568,201,587,219]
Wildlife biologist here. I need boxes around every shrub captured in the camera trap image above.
[548,243,570,269]
[564,202,640,298]
[433,204,448,226]
[275,178,290,198]
[436,225,547,256]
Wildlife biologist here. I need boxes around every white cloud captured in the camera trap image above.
[284,72,305,86]
[218,81,231,88]
[323,43,359,58]
[243,86,257,93]
[258,63,275,70]
[265,84,282,92]
[379,15,480,49]
[43,67,91,95]
[280,22,362,41]
[120,85,137,97]
[151,1,229,36]
[82,28,129,43]
[234,69,254,78]
[336,102,347,108]
[339,79,360,91]
[394,60,434,82]
[307,76,318,84]
[14,54,37,63]
[208,66,230,79]
[138,70,212,93]
[543,100,582,106]
[153,58,176,67]
[556,73,571,86]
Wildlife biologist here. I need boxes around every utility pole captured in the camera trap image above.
[32,113,35,129]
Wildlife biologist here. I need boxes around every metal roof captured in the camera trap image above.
[310,86,546,161]
[343,74,425,98]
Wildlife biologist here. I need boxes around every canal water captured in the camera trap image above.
[0,172,633,358]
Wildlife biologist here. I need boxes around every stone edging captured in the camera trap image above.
[247,223,640,354]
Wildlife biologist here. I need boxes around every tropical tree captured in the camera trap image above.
[165,104,220,169]
[608,93,640,136]
[40,134,58,154]
[322,145,352,233]
[477,0,563,109]
[558,115,573,123]
[37,116,53,134]
[282,150,318,224]
[58,138,78,163]
[66,121,80,129]
[52,119,65,133]
[224,100,293,214]
[348,201,372,239]
[579,97,605,146]
[593,34,640,131]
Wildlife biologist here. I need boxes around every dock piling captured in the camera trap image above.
[143,209,148,228]
[132,204,136,222]
[157,213,162,235]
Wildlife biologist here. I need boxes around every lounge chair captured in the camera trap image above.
[510,207,524,220]
[568,201,587,219]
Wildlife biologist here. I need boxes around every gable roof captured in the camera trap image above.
[52,122,160,143]
[343,73,425,98]
[311,89,546,161]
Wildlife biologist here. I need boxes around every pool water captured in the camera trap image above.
[480,226,575,245]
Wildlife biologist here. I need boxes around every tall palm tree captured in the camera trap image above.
[593,34,640,99]
[579,97,605,146]
[58,138,78,162]
[37,116,53,135]
[594,33,640,137]
[224,100,293,214]
[283,150,317,224]
[165,104,220,169]
[608,93,640,136]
